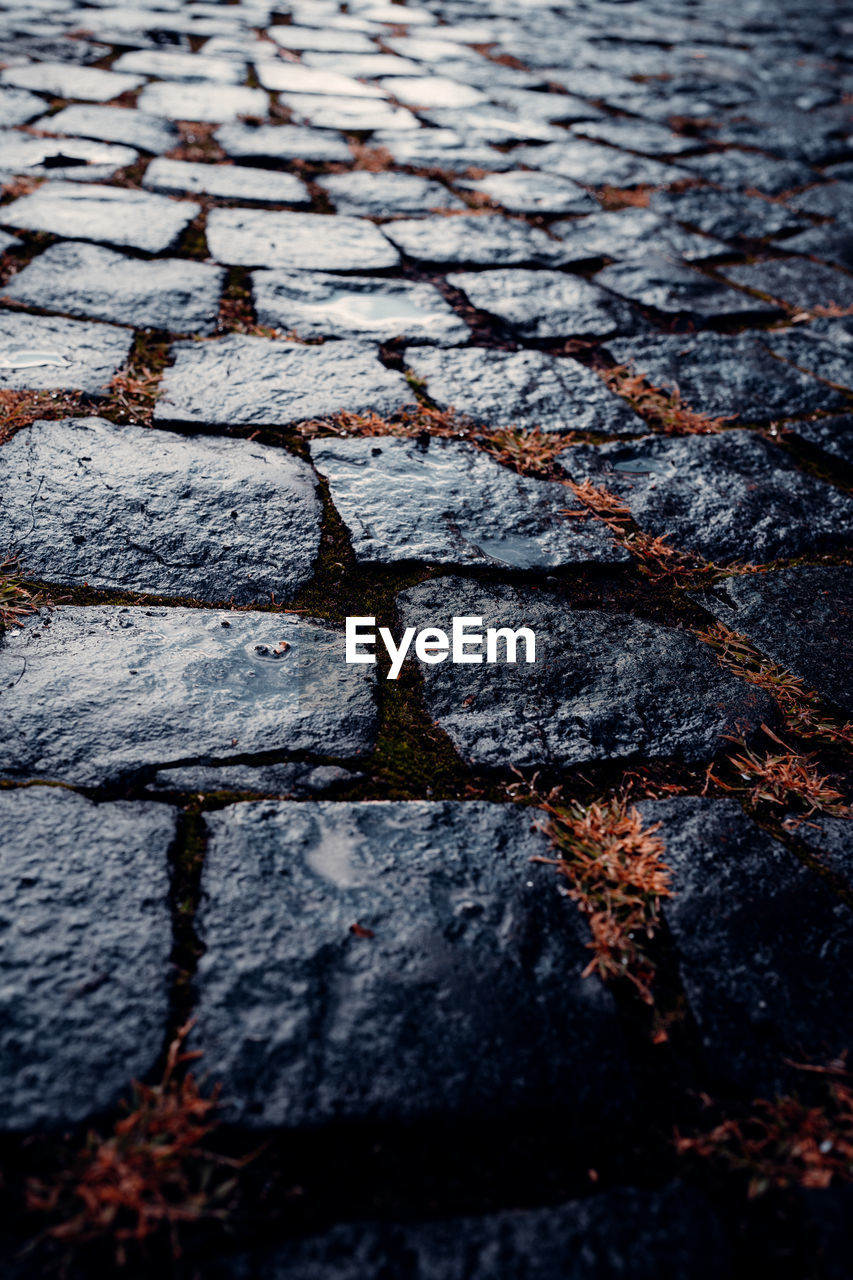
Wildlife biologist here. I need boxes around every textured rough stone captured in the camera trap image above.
[457,171,599,215]
[681,149,817,194]
[447,269,637,339]
[0,181,199,252]
[788,414,853,466]
[378,75,486,109]
[0,86,43,126]
[2,417,321,603]
[575,117,701,156]
[381,214,570,268]
[37,103,180,154]
[371,127,515,173]
[650,187,803,241]
[790,814,853,881]
[155,335,410,426]
[551,208,728,264]
[562,432,853,563]
[149,763,358,796]
[723,258,853,311]
[255,63,386,98]
[310,437,628,569]
[763,327,853,392]
[781,226,853,272]
[251,270,469,345]
[206,208,399,270]
[214,122,352,163]
[397,578,772,768]
[268,26,375,53]
[0,608,377,785]
[0,309,132,392]
[192,800,625,1127]
[137,81,269,122]
[0,129,138,181]
[693,567,853,714]
[789,182,853,222]
[638,798,853,1090]
[604,331,847,422]
[595,253,778,318]
[0,62,144,101]
[2,241,225,334]
[516,139,686,188]
[142,157,310,206]
[113,48,247,83]
[404,347,644,435]
[316,170,464,215]
[0,787,174,1128]
[280,94,417,132]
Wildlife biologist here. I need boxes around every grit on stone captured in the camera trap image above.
[0,181,200,253]
[404,347,645,434]
[154,335,411,426]
[1,417,322,603]
[310,437,628,569]
[205,208,400,270]
[136,81,269,122]
[36,103,180,153]
[562,432,853,563]
[2,241,226,334]
[251,270,469,344]
[397,578,773,768]
[0,309,133,392]
[192,801,625,1128]
[142,157,311,206]
[381,214,570,267]
[214,122,352,163]
[316,170,465,216]
[0,787,174,1128]
[638,798,853,1090]
[448,268,637,339]
[693,566,853,714]
[594,253,780,319]
[722,258,853,311]
[0,608,377,785]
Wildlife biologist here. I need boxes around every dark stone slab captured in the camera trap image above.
[381,214,571,268]
[2,240,225,334]
[2,417,321,603]
[0,608,377,785]
[781,226,853,272]
[680,149,817,194]
[788,414,853,466]
[142,158,311,206]
[316,171,465,215]
[193,800,626,1128]
[551,208,729,264]
[370,127,516,173]
[515,139,686,189]
[722,258,853,311]
[575,118,702,156]
[154,335,411,426]
[789,182,853,223]
[205,208,400,271]
[789,814,853,881]
[0,309,133,392]
[214,122,352,164]
[0,181,200,253]
[447,268,637,339]
[397,578,773,768]
[310,437,629,569]
[562,432,853,563]
[35,103,180,154]
[650,188,803,241]
[404,347,644,435]
[638,797,853,1090]
[149,763,358,796]
[763,327,853,391]
[0,787,174,1128]
[595,252,779,318]
[692,566,853,714]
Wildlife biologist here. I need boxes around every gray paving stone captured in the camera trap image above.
[397,578,772,768]
[0,309,132,392]
[638,797,853,1091]
[137,81,269,122]
[457,171,598,215]
[255,62,386,98]
[149,762,358,796]
[0,128,138,181]
[0,608,377,785]
[650,187,803,241]
[0,85,47,126]
[280,94,417,132]
[371,126,516,173]
[781,226,853,273]
[205,208,399,270]
[382,214,569,267]
[310,437,628,569]
[604,331,848,422]
[112,48,247,83]
[192,800,626,1127]
[788,181,853,223]
[36,103,180,153]
[0,787,174,1129]
[0,181,200,252]
[142,156,310,205]
[552,208,730,264]
[722,258,853,311]
[405,347,644,435]
[214,121,352,163]
[447,268,637,339]
[574,118,701,156]
[0,62,144,101]
[692,566,853,714]
[300,51,423,78]
[788,414,853,466]
[595,253,779,319]
[251,270,469,345]
[154,335,410,426]
[418,106,567,145]
[789,814,853,881]
[378,75,486,109]
[563,431,853,564]
[268,26,375,53]
[316,170,465,216]
[2,241,225,334]
[680,149,817,194]
[763,327,853,392]
[2,417,321,602]
[515,139,686,189]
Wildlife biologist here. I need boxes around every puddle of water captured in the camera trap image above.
[475,533,545,568]
[611,457,669,476]
[315,289,443,329]
[0,348,70,369]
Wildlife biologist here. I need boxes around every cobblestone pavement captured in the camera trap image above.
[1,0,852,1275]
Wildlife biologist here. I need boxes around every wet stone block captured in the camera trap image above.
[397,578,773,768]
[192,800,626,1128]
[205,208,400,271]
[457,171,599,215]
[0,129,138,181]
[2,417,321,603]
[692,566,853,714]
[515,138,686,188]
[0,787,174,1128]
[310,437,629,569]
[316,170,465,216]
[788,414,853,466]
[0,86,44,126]
[0,61,144,101]
[142,157,311,206]
[551,208,728,264]
[0,309,133,392]
[136,81,269,122]
[638,798,853,1091]
[563,432,853,564]
[404,347,644,435]
[650,188,803,241]
[680,149,817,194]
[595,253,779,319]
[2,241,225,334]
[154,335,410,426]
[722,258,853,311]
[448,268,637,339]
[381,214,571,267]
[0,181,200,253]
[214,122,352,164]
[0,608,377,786]
[149,763,358,796]
[36,103,180,154]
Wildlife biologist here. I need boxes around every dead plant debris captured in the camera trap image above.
[602,363,732,435]
[0,555,50,630]
[704,725,849,816]
[0,388,84,444]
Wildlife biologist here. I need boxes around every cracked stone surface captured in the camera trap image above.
[404,347,645,434]
[562,432,853,563]
[397,578,772,768]
[0,181,200,252]
[142,157,311,206]
[693,566,853,714]
[2,240,225,334]
[0,309,133,392]
[192,800,626,1128]
[1,417,322,603]
[37,103,180,153]
[316,170,465,215]
[447,268,638,338]
[206,208,400,270]
[0,786,174,1128]
[310,437,628,569]
[154,335,411,426]
[0,608,377,785]
[381,214,572,267]
[251,270,469,345]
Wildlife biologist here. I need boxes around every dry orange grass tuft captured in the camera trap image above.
[602,363,731,435]
[0,555,49,629]
[477,425,572,477]
[706,727,849,817]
